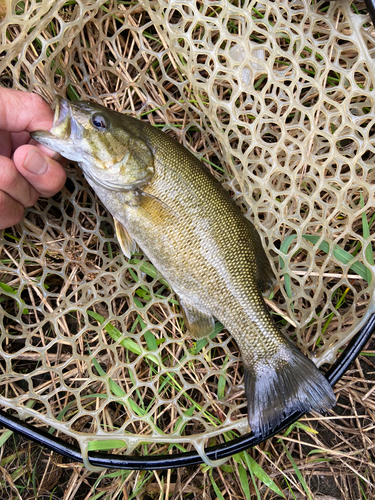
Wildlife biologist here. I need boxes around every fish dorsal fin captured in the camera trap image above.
[243,216,275,292]
[114,218,137,258]
[180,298,215,339]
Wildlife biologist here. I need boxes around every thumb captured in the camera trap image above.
[13,145,67,197]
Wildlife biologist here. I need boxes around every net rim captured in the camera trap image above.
[1,313,374,471]
[364,0,375,26]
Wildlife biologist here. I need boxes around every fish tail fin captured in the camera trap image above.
[244,342,336,437]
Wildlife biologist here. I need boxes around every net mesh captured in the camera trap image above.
[0,0,374,467]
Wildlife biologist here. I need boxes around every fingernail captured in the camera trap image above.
[24,149,48,175]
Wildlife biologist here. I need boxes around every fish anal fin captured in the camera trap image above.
[114,218,137,258]
[244,217,275,291]
[180,299,215,339]
[244,342,336,437]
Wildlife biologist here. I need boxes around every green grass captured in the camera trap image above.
[280,230,373,302]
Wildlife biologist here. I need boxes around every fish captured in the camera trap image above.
[31,97,336,436]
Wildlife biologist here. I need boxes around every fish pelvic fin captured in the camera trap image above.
[244,342,336,437]
[114,218,138,259]
[180,298,215,339]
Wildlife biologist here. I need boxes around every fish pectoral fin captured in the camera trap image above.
[180,299,215,339]
[114,218,137,259]
[244,217,276,291]
[138,190,178,223]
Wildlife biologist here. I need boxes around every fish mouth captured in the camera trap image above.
[31,96,76,153]
[31,96,88,166]
[49,96,72,140]
[53,97,69,126]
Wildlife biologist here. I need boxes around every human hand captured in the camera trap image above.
[0,88,67,229]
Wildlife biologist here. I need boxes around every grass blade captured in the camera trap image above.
[248,463,262,500]
[0,430,13,448]
[87,310,141,355]
[194,322,223,353]
[239,463,252,500]
[0,282,29,314]
[208,468,225,500]
[87,440,127,451]
[243,452,285,497]
[360,192,374,273]
[133,297,158,351]
[280,233,372,299]
[280,441,314,500]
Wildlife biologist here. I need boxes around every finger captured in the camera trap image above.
[0,155,39,207]
[10,131,31,151]
[28,138,66,162]
[0,190,25,230]
[0,131,12,157]
[13,144,67,198]
[0,89,54,134]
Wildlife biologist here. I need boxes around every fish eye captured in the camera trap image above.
[91,113,108,131]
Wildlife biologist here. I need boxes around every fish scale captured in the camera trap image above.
[32,97,336,436]
[131,137,282,359]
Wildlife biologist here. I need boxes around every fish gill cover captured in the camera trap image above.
[0,0,374,468]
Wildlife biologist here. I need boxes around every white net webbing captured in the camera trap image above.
[0,0,374,466]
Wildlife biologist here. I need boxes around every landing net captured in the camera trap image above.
[0,0,374,467]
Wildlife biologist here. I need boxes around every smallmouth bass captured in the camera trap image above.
[32,97,336,436]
